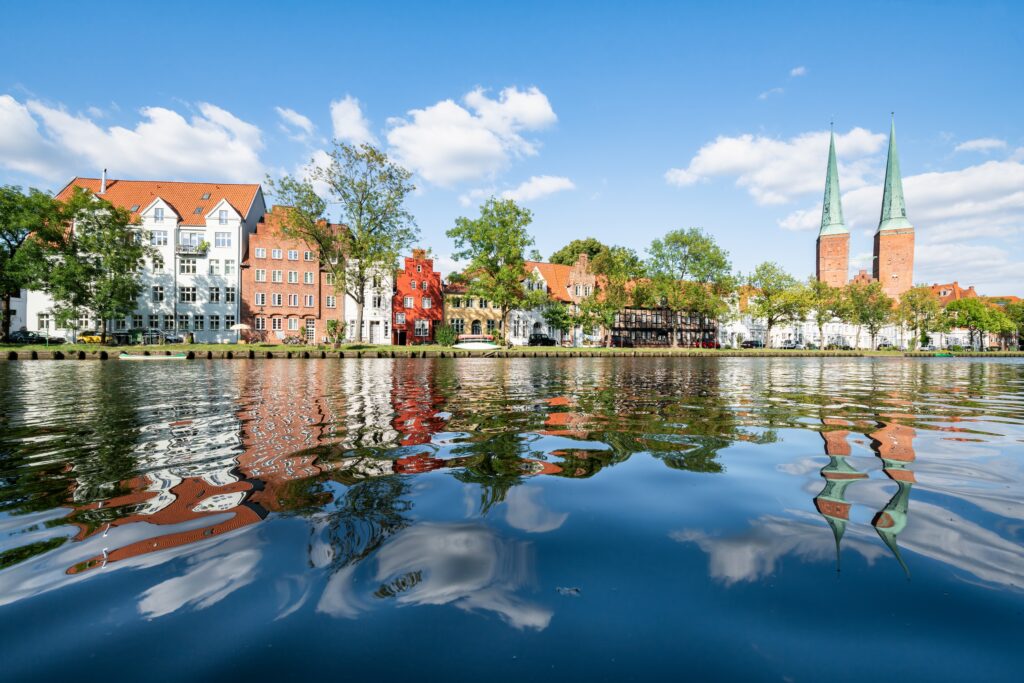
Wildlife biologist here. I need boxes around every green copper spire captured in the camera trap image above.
[877,116,913,232]
[819,127,848,237]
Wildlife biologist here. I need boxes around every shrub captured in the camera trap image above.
[435,324,457,347]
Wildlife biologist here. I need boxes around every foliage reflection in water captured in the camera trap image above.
[0,357,1023,682]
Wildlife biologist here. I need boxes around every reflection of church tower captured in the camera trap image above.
[816,128,850,288]
[869,421,917,574]
[814,419,867,569]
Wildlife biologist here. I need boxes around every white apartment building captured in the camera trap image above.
[27,176,265,343]
[344,265,393,344]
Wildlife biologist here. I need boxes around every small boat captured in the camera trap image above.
[119,352,189,360]
[453,334,500,351]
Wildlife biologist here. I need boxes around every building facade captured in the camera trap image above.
[392,249,443,345]
[240,206,343,343]
[443,282,504,337]
[344,265,393,344]
[27,176,266,342]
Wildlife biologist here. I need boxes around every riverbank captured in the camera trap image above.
[3,343,1022,360]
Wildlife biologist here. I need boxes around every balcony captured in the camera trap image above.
[176,243,210,256]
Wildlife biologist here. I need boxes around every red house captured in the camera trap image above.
[392,249,443,344]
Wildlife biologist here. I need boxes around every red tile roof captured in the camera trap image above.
[930,281,978,306]
[525,261,573,302]
[55,177,261,227]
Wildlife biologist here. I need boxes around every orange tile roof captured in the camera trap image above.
[55,177,261,227]
[930,281,978,306]
[525,261,573,302]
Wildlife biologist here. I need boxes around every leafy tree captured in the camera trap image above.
[549,237,609,266]
[645,228,733,347]
[434,323,457,347]
[945,298,994,350]
[0,186,60,339]
[1004,301,1024,348]
[29,188,158,342]
[805,277,845,349]
[896,286,945,350]
[577,246,645,346]
[447,197,540,339]
[268,142,418,342]
[541,301,573,339]
[747,262,801,348]
[846,281,894,348]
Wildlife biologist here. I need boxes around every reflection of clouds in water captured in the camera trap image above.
[317,523,552,630]
[138,535,260,619]
[504,486,568,533]
[672,511,886,586]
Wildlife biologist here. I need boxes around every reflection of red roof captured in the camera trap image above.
[56,177,261,227]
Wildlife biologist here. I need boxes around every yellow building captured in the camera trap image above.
[443,283,504,336]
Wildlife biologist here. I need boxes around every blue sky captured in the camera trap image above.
[2,0,1022,293]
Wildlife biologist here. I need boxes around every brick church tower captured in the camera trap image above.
[816,128,849,288]
[873,117,914,299]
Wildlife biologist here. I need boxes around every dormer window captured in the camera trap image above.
[218,209,228,224]
[202,192,211,200]
[154,208,164,222]
[193,207,203,215]
[130,204,140,213]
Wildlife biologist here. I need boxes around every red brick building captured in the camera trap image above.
[392,249,443,345]
[241,206,343,343]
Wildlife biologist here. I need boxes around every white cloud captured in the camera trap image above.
[790,66,807,77]
[386,86,557,187]
[0,94,265,183]
[954,137,1007,153]
[758,87,784,100]
[275,106,315,141]
[666,127,886,204]
[458,186,495,207]
[501,175,575,202]
[330,95,377,146]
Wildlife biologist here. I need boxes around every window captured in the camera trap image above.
[255,316,266,331]
[271,293,282,306]
[304,295,314,307]
[209,287,221,303]
[180,259,196,274]
[179,287,196,303]
[255,247,266,258]
[179,232,202,248]
[451,319,464,334]
[466,299,475,308]
[255,293,266,306]
[287,249,298,261]
[152,257,164,273]
[288,318,298,331]
[373,293,385,308]
[304,272,314,285]
[451,297,462,308]
[193,207,203,215]
[325,296,336,308]
[415,320,429,337]
[411,280,417,289]
[194,315,205,331]
[480,299,489,308]
[132,314,143,329]
[574,285,580,296]
[114,317,128,331]
[288,294,299,306]
[403,296,414,308]
[373,275,382,288]
[210,315,221,330]
[202,192,211,200]
[215,232,231,247]
[487,320,496,333]
[225,287,236,303]
[422,297,432,309]
[272,270,283,283]
[36,313,51,331]
[154,207,164,222]
[218,210,228,225]
[325,273,335,286]
[148,314,160,329]
[288,271,298,284]
[151,230,168,246]
[272,317,282,331]
[395,312,406,324]
[255,269,266,282]
[416,264,422,273]
[225,314,235,328]
[224,260,235,275]
[178,314,190,330]
[163,314,175,330]
[209,259,221,275]
[152,286,164,303]
[304,251,314,261]
[272,249,282,259]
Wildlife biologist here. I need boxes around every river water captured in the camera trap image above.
[1,357,1022,681]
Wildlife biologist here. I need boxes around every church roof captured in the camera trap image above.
[819,129,848,236]
[878,117,914,232]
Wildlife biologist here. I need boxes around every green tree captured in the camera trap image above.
[434,323,457,347]
[541,301,573,339]
[577,246,645,346]
[1004,301,1024,348]
[0,186,60,339]
[805,277,844,349]
[846,281,894,349]
[747,262,801,348]
[268,142,418,342]
[30,188,158,342]
[447,197,538,340]
[944,298,993,350]
[549,237,609,266]
[646,228,733,347]
[896,286,945,350]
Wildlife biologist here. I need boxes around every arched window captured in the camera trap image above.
[471,320,482,335]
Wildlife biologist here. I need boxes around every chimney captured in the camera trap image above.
[99,169,107,194]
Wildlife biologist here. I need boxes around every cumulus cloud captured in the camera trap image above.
[330,95,377,146]
[790,66,807,77]
[758,87,784,100]
[386,86,557,187]
[275,106,315,141]
[954,137,1007,153]
[0,94,264,183]
[666,127,886,204]
[501,175,575,202]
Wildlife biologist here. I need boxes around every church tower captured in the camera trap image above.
[816,128,850,288]
[873,117,915,299]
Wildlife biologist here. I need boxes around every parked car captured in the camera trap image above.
[609,335,635,348]
[141,328,184,345]
[697,340,721,349]
[920,344,938,351]
[5,331,66,345]
[740,340,764,349]
[78,331,103,343]
[528,333,557,347]
[986,345,1003,352]
[780,341,805,350]
[877,342,895,350]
